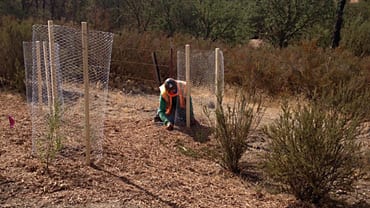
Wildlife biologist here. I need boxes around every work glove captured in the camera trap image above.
[165,122,174,131]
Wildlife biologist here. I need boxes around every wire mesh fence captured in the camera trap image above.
[23,22,113,162]
[176,48,224,125]
[110,46,173,92]
[23,19,222,161]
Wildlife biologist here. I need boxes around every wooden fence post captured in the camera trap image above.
[43,41,51,112]
[36,41,43,108]
[215,48,220,127]
[48,20,57,114]
[185,44,191,128]
[82,22,91,165]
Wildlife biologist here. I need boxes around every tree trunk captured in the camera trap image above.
[35,0,38,10]
[42,0,46,19]
[50,0,56,19]
[331,0,346,48]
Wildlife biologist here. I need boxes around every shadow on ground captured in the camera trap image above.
[91,164,180,208]
[175,121,213,143]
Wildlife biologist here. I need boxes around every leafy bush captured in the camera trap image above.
[264,102,364,205]
[312,76,370,122]
[240,41,365,98]
[204,90,264,173]
[342,16,370,57]
[342,1,370,57]
[0,16,32,92]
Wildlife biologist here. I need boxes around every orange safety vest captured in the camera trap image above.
[159,80,187,115]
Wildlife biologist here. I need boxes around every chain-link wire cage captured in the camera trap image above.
[23,42,35,104]
[23,41,64,157]
[176,48,224,125]
[23,23,113,162]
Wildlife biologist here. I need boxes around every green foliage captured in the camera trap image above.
[0,2,368,98]
[189,0,249,43]
[38,102,64,172]
[149,0,251,43]
[114,0,157,32]
[341,1,370,56]
[342,17,370,57]
[0,0,26,18]
[0,16,32,92]
[264,102,364,205]
[313,76,370,122]
[204,91,264,173]
[255,0,336,48]
[0,0,367,48]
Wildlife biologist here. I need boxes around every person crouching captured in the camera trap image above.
[154,78,196,130]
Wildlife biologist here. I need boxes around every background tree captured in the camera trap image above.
[0,0,368,96]
[120,0,156,32]
[153,0,185,37]
[255,0,336,48]
[246,0,265,39]
[0,0,26,18]
[153,0,250,42]
[331,0,346,48]
[190,0,248,43]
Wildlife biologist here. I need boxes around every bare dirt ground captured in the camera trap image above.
[0,90,369,208]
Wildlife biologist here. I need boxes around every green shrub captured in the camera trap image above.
[264,102,364,205]
[38,102,64,172]
[342,17,370,57]
[342,1,370,57]
[313,76,370,122]
[0,16,32,92]
[204,90,264,173]
[236,41,366,98]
